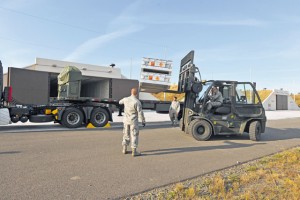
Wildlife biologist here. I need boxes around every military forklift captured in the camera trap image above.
[178,51,267,141]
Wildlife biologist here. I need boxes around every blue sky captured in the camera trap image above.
[1,0,300,93]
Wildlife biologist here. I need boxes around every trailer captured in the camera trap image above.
[0,61,118,128]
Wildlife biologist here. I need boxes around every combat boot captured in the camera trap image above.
[132,148,141,157]
[122,145,128,154]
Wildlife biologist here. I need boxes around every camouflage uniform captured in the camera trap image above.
[206,91,223,112]
[119,95,145,149]
[169,100,180,125]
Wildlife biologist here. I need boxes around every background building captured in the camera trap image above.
[262,89,300,111]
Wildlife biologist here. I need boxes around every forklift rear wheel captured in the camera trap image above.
[61,107,84,128]
[90,107,109,127]
[249,121,261,141]
[188,119,212,141]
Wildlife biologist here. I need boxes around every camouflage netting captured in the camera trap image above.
[58,66,82,85]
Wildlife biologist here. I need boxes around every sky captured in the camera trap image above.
[0,0,300,93]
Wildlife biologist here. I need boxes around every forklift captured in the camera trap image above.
[178,51,267,141]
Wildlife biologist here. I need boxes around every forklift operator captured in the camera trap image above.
[206,86,223,113]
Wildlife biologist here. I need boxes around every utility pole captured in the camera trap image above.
[250,67,252,83]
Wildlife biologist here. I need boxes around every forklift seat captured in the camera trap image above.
[214,98,231,115]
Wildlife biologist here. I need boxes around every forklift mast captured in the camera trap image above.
[178,50,202,131]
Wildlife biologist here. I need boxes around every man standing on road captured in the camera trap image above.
[206,86,223,113]
[119,88,146,157]
[169,96,180,126]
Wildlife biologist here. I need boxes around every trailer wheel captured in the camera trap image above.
[61,107,84,128]
[249,121,261,141]
[90,107,109,127]
[188,119,212,141]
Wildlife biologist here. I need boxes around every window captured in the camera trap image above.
[196,82,212,101]
[221,85,231,101]
[236,83,259,104]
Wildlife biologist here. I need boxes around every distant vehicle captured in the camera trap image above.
[178,51,267,141]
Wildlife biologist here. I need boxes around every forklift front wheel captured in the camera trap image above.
[188,119,212,141]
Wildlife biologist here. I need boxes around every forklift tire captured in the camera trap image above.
[61,107,84,128]
[90,107,109,127]
[249,121,261,141]
[188,119,212,141]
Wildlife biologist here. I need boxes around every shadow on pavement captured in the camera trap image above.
[0,121,171,133]
[143,141,266,156]
[179,126,300,142]
[261,127,300,141]
[0,151,21,155]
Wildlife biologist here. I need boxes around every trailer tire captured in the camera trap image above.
[61,107,84,128]
[188,119,212,141]
[90,107,109,127]
[249,121,261,141]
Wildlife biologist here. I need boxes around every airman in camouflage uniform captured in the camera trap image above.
[119,88,146,157]
[206,86,223,113]
[169,96,180,126]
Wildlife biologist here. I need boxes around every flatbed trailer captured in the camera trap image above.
[0,95,119,128]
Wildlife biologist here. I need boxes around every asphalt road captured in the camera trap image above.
[0,118,300,200]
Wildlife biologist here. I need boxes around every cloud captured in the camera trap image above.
[193,19,266,26]
[0,0,46,10]
[64,25,142,61]
[107,0,142,31]
[0,0,28,8]
[139,17,267,27]
[0,48,34,72]
[64,0,143,62]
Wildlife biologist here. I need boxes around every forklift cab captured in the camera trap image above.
[196,80,264,117]
[196,81,232,115]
